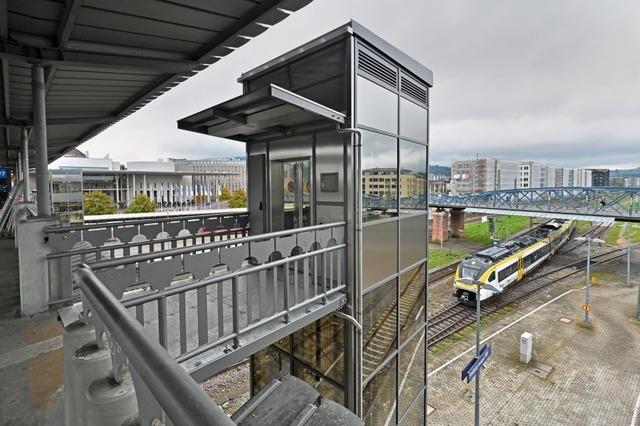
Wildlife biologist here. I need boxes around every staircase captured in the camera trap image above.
[231,374,363,426]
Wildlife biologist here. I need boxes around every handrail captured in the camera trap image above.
[44,210,248,233]
[0,180,23,232]
[122,243,346,307]
[90,220,346,270]
[46,228,232,260]
[76,265,235,426]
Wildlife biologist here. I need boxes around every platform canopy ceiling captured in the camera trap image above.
[0,0,312,165]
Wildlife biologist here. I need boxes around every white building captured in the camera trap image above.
[518,162,542,189]
[49,151,236,208]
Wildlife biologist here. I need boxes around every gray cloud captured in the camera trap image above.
[80,0,640,169]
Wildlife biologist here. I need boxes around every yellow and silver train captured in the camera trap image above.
[454,219,575,304]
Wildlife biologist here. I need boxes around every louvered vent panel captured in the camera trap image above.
[400,76,427,105]
[357,49,397,89]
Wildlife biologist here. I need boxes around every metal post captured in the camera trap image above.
[584,238,591,327]
[475,280,481,426]
[637,268,640,321]
[627,223,631,287]
[32,64,50,216]
[21,129,29,202]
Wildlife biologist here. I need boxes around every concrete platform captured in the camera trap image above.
[0,311,64,425]
[427,270,640,425]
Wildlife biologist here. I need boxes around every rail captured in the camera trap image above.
[46,210,250,306]
[0,180,23,235]
[76,266,234,426]
[76,223,348,424]
[44,210,250,252]
[83,221,346,365]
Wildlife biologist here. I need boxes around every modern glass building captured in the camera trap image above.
[179,20,431,425]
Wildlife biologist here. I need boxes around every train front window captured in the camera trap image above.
[460,266,480,280]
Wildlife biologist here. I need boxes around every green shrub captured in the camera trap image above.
[83,191,116,215]
[126,193,156,213]
[218,187,232,201]
[228,189,247,208]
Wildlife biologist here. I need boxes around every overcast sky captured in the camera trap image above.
[78,0,640,169]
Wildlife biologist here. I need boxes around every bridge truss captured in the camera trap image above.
[430,187,640,221]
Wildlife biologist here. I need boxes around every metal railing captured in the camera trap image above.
[76,221,348,424]
[0,181,23,235]
[76,266,234,426]
[430,187,640,220]
[46,211,250,306]
[45,210,250,252]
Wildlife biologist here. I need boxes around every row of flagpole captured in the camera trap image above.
[141,181,224,212]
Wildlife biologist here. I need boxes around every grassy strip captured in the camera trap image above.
[429,306,514,355]
[428,248,467,269]
[604,223,640,246]
[463,216,532,245]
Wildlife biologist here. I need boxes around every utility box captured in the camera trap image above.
[520,332,533,364]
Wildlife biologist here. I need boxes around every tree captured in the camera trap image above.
[126,193,156,213]
[83,191,116,215]
[218,187,232,201]
[228,189,247,208]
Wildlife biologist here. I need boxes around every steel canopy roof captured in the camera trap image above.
[177,83,346,142]
[0,0,313,165]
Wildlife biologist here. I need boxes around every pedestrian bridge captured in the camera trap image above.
[430,187,640,222]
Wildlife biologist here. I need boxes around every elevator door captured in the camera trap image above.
[271,158,311,231]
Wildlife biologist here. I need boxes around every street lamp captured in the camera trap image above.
[458,277,498,426]
[574,236,605,327]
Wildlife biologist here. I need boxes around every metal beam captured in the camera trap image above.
[0,116,115,128]
[0,40,202,74]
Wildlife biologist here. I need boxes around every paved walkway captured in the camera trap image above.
[0,236,64,426]
[427,273,640,425]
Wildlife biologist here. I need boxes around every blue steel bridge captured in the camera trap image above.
[428,187,640,222]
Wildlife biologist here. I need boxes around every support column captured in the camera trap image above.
[450,208,465,238]
[32,64,50,216]
[21,128,30,201]
[431,210,449,243]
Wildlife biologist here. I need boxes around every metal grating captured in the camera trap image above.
[357,48,397,89]
[401,75,427,105]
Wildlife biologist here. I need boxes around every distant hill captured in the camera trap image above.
[429,164,451,176]
[611,167,640,177]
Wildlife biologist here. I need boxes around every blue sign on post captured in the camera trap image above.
[461,344,492,383]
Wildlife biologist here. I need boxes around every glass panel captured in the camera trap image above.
[292,362,344,405]
[356,75,398,134]
[362,130,398,222]
[400,213,427,270]
[400,391,425,425]
[363,221,398,288]
[293,315,344,385]
[399,330,426,416]
[400,97,428,141]
[399,140,426,214]
[252,346,290,393]
[273,159,312,231]
[399,263,426,342]
[363,279,397,379]
[363,356,397,426]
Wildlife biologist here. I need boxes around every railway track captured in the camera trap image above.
[426,247,628,348]
[557,222,611,254]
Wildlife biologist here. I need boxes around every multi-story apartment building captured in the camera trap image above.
[362,168,426,199]
[518,161,542,189]
[589,169,610,187]
[451,157,600,194]
[450,158,518,194]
